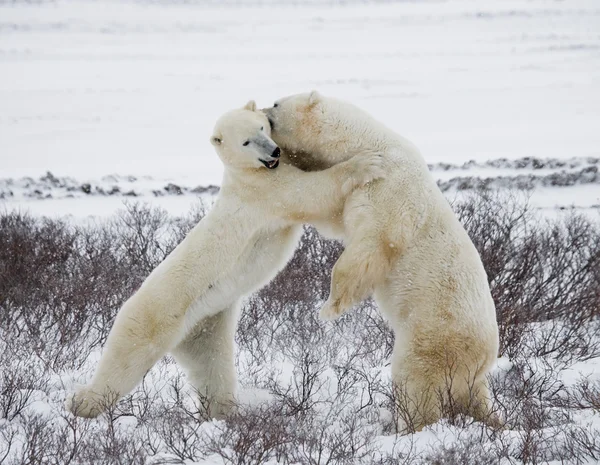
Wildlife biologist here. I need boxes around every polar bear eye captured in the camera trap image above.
[273,103,279,108]
[260,126,264,131]
[243,141,250,146]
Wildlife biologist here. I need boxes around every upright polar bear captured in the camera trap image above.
[263,92,501,432]
[66,101,384,419]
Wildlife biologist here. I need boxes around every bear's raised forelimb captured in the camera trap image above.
[254,152,385,224]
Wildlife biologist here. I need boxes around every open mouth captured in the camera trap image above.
[260,158,280,170]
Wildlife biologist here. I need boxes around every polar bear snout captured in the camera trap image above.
[254,135,281,169]
[257,143,281,169]
[259,154,280,170]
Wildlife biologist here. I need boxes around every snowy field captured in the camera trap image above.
[1,0,600,216]
[1,1,600,464]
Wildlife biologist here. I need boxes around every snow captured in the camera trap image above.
[2,0,600,188]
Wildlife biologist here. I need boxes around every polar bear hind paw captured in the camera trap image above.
[65,386,112,418]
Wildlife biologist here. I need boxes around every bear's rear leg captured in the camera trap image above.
[458,377,504,430]
[392,375,443,434]
[390,342,447,434]
[172,303,240,420]
[66,295,187,418]
[392,357,502,434]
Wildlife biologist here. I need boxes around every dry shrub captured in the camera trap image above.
[454,191,600,361]
[1,191,599,464]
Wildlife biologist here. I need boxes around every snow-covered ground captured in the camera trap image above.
[1,1,600,464]
[1,0,600,216]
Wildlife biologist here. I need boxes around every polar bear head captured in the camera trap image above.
[211,101,281,170]
[262,91,358,166]
[262,91,325,157]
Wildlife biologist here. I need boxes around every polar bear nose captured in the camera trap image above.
[272,147,281,159]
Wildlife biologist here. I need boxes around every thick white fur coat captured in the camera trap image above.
[265,92,501,432]
[65,102,384,418]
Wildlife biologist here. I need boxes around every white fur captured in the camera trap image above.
[264,92,501,432]
[65,101,385,419]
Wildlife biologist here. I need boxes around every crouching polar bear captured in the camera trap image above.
[263,92,501,432]
[66,101,384,419]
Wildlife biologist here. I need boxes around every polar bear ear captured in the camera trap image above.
[243,100,257,112]
[308,90,322,105]
[210,134,222,146]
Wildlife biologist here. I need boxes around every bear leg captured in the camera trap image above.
[391,346,502,433]
[457,377,504,430]
[66,296,187,418]
[172,303,240,420]
[392,375,443,434]
[391,343,445,434]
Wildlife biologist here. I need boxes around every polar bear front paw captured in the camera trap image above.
[319,299,345,321]
[342,153,385,195]
[65,386,109,418]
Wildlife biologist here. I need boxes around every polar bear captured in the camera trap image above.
[66,101,384,419]
[263,92,501,432]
